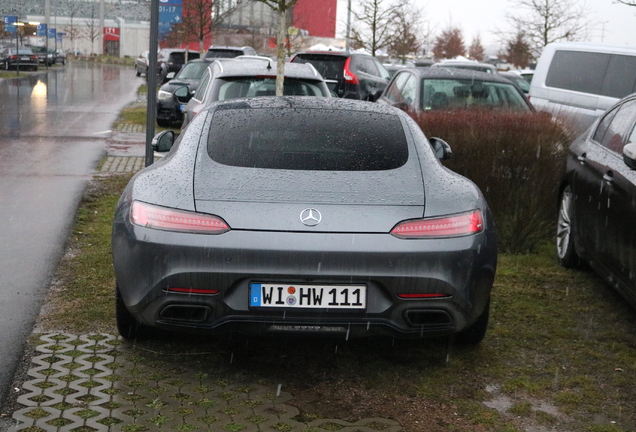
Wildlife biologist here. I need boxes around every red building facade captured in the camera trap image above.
[292,0,337,38]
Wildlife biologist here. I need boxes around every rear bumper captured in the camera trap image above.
[113,219,497,339]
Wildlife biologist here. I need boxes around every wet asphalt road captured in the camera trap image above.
[0,62,141,407]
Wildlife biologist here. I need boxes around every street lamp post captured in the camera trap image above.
[15,22,24,76]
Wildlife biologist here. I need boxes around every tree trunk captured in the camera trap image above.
[276,5,286,96]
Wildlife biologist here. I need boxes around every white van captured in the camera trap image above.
[529,42,636,134]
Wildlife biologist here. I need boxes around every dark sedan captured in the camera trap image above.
[156,58,214,127]
[557,93,636,307]
[377,68,533,113]
[1,47,38,71]
[112,97,497,344]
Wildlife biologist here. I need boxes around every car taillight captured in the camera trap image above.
[343,58,359,84]
[391,210,484,239]
[131,201,230,234]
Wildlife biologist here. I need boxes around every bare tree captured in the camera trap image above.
[84,4,100,55]
[614,0,636,5]
[506,0,593,55]
[504,31,533,68]
[388,3,423,62]
[63,0,84,55]
[350,0,412,56]
[253,0,299,96]
[178,0,246,53]
[468,36,485,61]
[432,27,465,59]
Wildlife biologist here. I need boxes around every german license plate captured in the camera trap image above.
[250,283,366,309]
[21,57,29,61]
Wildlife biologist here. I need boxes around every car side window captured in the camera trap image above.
[593,107,619,144]
[598,99,636,153]
[194,70,211,102]
[384,72,411,104]
[401,75,417,106]
[373,59,391,80]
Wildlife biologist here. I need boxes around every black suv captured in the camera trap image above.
[204,45,257,59]
[156,58,215,127]
[157,48,200,83]
[290,51,390,101]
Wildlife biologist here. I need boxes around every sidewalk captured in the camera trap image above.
[10,333,400,431]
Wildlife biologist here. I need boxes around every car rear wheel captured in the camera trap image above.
[136,67,141,77]
[557,185,580,268]
[156,119,171,127]
[116,286,153,339]
[454,299,490,346]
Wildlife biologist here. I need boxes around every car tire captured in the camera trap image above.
[136,68,141,77]
[454,299,490,346]
[556,185,580,268]
[116,286,153,340]
[156,119,171,127]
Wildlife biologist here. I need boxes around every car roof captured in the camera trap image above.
[400,67,513,84]
[206,94,403,114]
[207,45,252,50]
[210,59,323,80]
[293,50,354,58]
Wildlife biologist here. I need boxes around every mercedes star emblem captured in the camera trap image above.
[300,208,322,226]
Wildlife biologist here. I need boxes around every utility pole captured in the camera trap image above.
[345,0,351,51]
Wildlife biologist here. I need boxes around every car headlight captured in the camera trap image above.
[157,90,173,101]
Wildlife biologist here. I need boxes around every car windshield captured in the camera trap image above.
[215,77,328,99]
[206,49,242,58]
[421,78,530,111]
[176,62,210,80]
[207,108,408,171]
[293,54,347,80]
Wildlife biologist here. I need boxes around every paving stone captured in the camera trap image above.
[10,333,402,431]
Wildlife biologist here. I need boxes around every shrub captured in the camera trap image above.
[412,109,573,253]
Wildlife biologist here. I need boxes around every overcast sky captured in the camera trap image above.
[336,0,636,54]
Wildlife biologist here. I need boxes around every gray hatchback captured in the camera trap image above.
[112,97,497,344]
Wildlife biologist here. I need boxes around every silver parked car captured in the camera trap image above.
[112,97,497,345]
[177,58,331,127]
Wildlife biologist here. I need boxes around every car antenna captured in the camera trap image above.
[267,59,272,70]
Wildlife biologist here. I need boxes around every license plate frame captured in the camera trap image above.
[249,283,366,310]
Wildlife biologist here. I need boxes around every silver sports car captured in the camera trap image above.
[112,97,497,345]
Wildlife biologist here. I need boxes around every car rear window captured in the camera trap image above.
[207,108,408,171]
[421,78,530,111]
[213,77,328,99]
[292,54,347,80]
[176,62,210,80]
[206,49,243,58]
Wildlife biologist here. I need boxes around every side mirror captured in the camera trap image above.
[151,130,175,153]
[174,85,192,104]
[429,137,452,160]
[624,142,636,170]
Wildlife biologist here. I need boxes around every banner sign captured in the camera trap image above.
[36,23,47,37]
[3,15,17,35]
[158,0,182,37]
[48,28,56,39]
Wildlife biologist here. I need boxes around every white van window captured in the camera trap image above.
[546,50,636,98]
[546,51,609,95]
[601,55,636,98]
